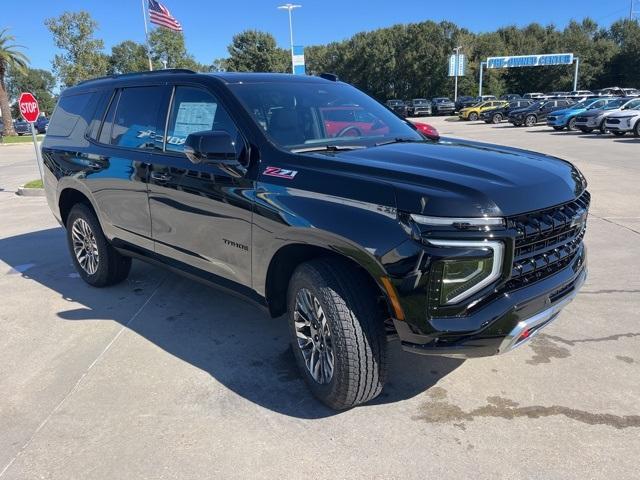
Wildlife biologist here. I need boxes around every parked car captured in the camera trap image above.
[523,92,545,99]
[604,104,640,136]
[455,95,477,112]
[431,97,456,115]
[546,97,617,131]
[35,116,49,134]
[575,97,640,133]
[480,99,534,124]
[320,106,391,138]
[407,98,432,117]
[546,92,571,98]
[386,99,408,117]
[42,70,589,409]
[499,94,521,100]
[13,119,31,135]
[508,98,574,127]
[568,90,594,100]
[594,87,626,97]
[459,100,508,121]
[412,121,439,140]
[623,88,640,97]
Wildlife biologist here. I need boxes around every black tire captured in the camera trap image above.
[492,113,502,124]
[612,131,626,137]
[468,112,479,121]
[634,122,640,137]
[567,117,577,131]
[553,126,565,131]
[286,258,386,410]
[578,127,593,133]
[66,203,131,287]
[599,122,607,134]
[525,115,537,127]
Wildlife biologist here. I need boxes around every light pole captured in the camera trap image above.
[278,3,301,74]
[453,46,462,102]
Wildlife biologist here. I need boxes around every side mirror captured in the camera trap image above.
[184,130,247,168]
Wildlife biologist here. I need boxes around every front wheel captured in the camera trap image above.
[567,117,577,131]
[634,122,640,137]
[492,113,503,124]
[66,203,131,287]
[468,112,479,121]
[525,115,537,127]
[287,259,386,410]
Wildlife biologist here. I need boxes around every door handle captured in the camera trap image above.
[151,172,171,182]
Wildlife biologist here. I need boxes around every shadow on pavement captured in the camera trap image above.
[0,227,463,419]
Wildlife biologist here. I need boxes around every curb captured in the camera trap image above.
[17,186,45,197]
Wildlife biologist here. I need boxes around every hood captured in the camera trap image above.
[578,109,607,118]
[607,110,640,119]
[319,140,585,217]
[550,107,584,116]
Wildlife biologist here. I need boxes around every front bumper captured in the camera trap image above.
[395,250,587,359]
[546,116,568,127]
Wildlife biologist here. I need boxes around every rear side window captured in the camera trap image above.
[47,93,93,137]
[165,86,239,153]
[109,86,166,150]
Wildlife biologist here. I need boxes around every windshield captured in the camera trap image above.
[229,81,422,150]
[413,99,428,105]
[434,98,451,103]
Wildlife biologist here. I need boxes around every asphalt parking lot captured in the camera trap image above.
[1,119,639,479]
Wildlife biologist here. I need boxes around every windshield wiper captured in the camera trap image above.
[291,145,366,153]
[375,137,421,146]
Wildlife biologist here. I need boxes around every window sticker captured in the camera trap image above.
[168,101,217,146]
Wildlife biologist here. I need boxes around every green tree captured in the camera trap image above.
[0,28,29,136]
[223,30,290,73]
[45,11,109,87]
[7,67,56,117]
[109,40,151,74]
[148,28,201,70]
[603,19,640,86]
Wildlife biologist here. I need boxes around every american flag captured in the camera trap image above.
[148,0,182,31]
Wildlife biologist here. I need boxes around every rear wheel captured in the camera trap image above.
[634,122,640,137]
[492,113,503,124]
[468,112,479,121]
[525,115,537,127]
[66,204,131,287]
[287,258,386,410]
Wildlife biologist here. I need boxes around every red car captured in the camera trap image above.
[320,107,390,138]
[413,121,440,140]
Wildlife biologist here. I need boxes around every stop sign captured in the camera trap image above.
[18,92,40,123]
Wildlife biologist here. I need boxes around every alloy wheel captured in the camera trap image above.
[71,218,99,275]
[293,288,335,384]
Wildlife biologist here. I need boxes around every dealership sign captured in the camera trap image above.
[448,54,465,77]
[487,53,574,69]
[292,45,306,75]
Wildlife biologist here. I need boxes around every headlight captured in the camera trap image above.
[427,240,504,305]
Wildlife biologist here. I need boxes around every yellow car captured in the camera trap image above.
[459,100,509,121]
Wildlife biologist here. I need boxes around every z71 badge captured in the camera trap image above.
[263,166,298,180]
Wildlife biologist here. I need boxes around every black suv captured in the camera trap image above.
[42,70,589,409]
[385,99,408,117]
[407,99,432,117]
[508,99,574,127]
[481,99,534,124]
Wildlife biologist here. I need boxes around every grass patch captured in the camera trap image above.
[23,179,43,189]
[1,135,44,144]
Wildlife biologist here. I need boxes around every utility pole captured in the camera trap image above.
[278,3,302,74]
[453,46,462,102]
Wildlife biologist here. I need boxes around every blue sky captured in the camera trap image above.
[3,0,635,71]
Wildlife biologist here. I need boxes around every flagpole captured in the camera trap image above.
[141,0,153,70]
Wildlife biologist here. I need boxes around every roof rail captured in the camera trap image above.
[76,69,196,86]
[319,73,339,82]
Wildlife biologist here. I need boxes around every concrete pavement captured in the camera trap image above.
[0,122,638,479]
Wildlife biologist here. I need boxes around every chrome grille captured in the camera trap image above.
[505,191,590,289]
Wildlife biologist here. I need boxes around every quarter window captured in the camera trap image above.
[165,87,239,153]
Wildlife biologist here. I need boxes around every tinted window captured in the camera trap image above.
[165,86,239,153]
[98,91,119,144]
[48,93,93,137]
[110,86,165,150]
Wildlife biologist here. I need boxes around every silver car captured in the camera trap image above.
[604,104,640,136]
[575,97,640,133]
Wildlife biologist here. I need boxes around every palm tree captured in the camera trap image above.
[0,28,29,136]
